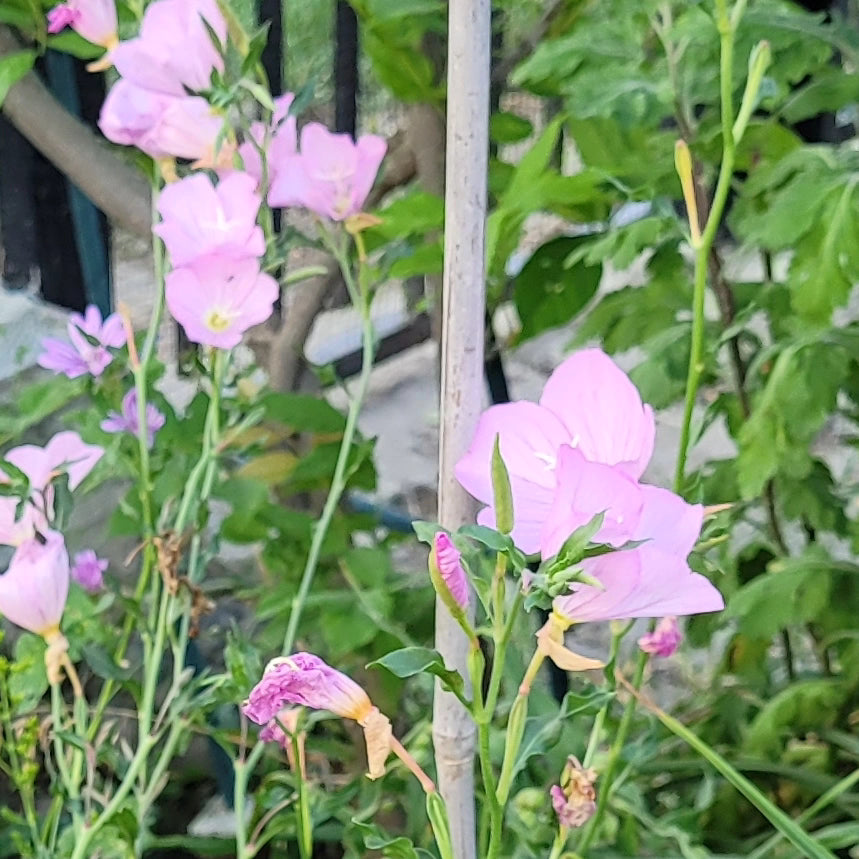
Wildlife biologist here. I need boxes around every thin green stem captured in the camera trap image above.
[485,589,523,716]
[234,739,268,858]
[549,826,570,859]
[281,240,376,654]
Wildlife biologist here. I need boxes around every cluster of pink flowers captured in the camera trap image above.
[156,171,278,349]
[0,433,104,640]
[96,0,230,166]
[455,349,724,648]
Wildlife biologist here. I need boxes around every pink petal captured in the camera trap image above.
[539,349,655,479]
[635,485,702,557]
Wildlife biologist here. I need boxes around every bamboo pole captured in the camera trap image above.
[433,0,490,855]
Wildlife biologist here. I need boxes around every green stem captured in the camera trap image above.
[234,739,268,858]
[281,240,376,654]
[576,650,647,853]
[485,589,523,716]
[549,826,570,859]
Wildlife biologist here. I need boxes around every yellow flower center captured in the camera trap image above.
[205,309,232,332]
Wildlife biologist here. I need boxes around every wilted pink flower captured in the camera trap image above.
[38,305,125,379]
[71,549,107,593]
[550,757,597,829]
[101,389,166,448]
[155,172,265,267]
[429,532,469,611]
[99,80,229,165]
[0,432,103,546]
[259,707,300,749]
[456,349,657,556]
[238,93,298,188]
[244,653,373,724]
[0,531,69,638]
[244,653,392,778]
[47,0,117,49]
[166,256,278,349]
[112,0,226,96]
[268,123,387,220]
[638,616,682,657]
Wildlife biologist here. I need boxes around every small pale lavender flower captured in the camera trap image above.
[101,389,166,448]
[638,615,682,657]
[38,305,125,379]
[71,549,108,593]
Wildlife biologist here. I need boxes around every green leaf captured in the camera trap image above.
[368,647,466,699]
[489,111,534,144]
[727,549,833,639]
[8,634,47,714]
[260,391,347,434]
[459,524,514,553]
[224,628,262,693]
[645,693,839,859]
[351,820,427,859]
[514,236,602,340]
[0,50,35,106]
[81,644,135,681]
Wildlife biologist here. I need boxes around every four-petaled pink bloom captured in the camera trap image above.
[47,0,118,49]
[456,349,656,557]
[0,432,103,546]
[71,549,108,593]
[243,653,373,724]
[0,531,70,638]
[268,123,386,220]
[101,389,166,449]
[430,532,469,611]
[112,0,226,96]
[166,256,278,350]
[38,305,125,379]
[155,172,265,267]
[638,615,682,657]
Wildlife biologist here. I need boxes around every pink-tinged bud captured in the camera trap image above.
[0,531,70,638]
[71,549,108,593]
[47,0,118,49]
[638,616,682,657]
[429,532,469,612]
[551,756,597,829]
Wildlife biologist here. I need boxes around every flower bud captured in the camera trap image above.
[491,434,514,535]
[429,532,469,613]
[638,616,681,658]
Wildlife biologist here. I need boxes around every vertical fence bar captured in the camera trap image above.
[433,0,490,854]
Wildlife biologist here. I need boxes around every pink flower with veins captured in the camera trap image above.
[38,305,125,379]
[268,122,387,220]
[112,0,226,96]
[47,0,117,49]
[155,172,265,267]
[166,256,278,350]
[99,80,229,165]
[0,530,69,638]
[638,616,682,657]
[455,349,659,557]
[0,432,103,547]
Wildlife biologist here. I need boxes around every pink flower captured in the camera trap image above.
[112,0,226,96]
[71,549,107,593]
[101,389,166,448]
[0,432,103,546]
[429,532,469,611]
[238,93,298,189]
[166,256,278,349]
[38,305,125,379]
[638,616,682,657]
[243,653,373,724]
[0,531,69,637]
[244,653,392,779]
[550,757,597,830]
[456,349,658,556]
[552,546,723,625]
[47,0,117,49]
[154,172,265,267]
[99,80,228,165]
[268,123,387,220]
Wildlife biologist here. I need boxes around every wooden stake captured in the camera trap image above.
[434,0,490,854]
